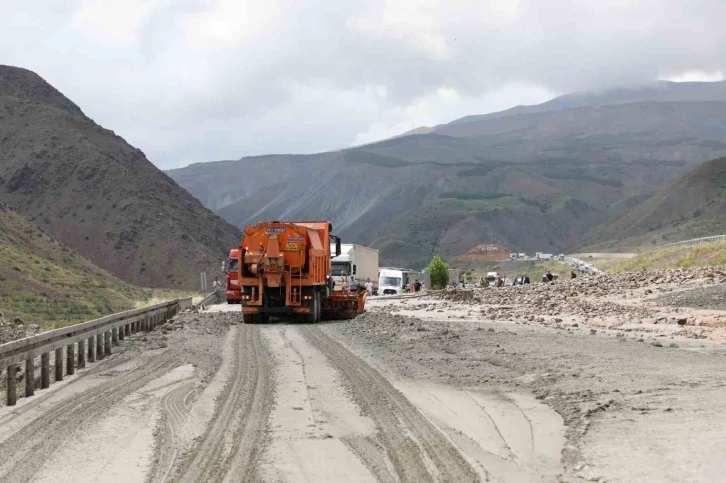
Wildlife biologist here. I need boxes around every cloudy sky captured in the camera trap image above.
[1,0,725,169]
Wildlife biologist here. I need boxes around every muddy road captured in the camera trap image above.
[1,291,725,482]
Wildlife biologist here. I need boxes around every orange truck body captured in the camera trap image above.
[238,221,334,323]
[226,248,241,304]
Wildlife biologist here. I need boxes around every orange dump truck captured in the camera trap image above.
[238,220,366,324]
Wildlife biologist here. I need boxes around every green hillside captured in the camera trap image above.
[0,203,190,329]
[581,156,726,251]
[609,240,726,272]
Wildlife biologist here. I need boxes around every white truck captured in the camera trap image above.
[378,268,420,295]
[330,244,379,294]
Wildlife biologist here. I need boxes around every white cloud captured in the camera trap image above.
[1,0,726,169]
[72,0,157,46]
[663,70,725,83]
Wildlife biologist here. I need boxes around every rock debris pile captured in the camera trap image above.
[426,267,726,331]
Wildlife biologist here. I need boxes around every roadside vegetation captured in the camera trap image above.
[0,207,198,330]
[609,240,726,272]
[426,255,450,289]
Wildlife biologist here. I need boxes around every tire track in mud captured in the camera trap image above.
[149,381,197,483]
[171,324,273,483]
[0,357,177,482]
[300,326,479,483]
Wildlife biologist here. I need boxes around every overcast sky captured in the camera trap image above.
[1,0,725,169]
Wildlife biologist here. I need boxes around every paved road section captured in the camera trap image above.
[0,297,724,482]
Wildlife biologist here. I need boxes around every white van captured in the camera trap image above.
[379,268,419,295]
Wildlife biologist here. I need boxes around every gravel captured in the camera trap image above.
[656,284,726,310]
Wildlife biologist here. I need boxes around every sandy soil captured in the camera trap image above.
[2,275,726,482]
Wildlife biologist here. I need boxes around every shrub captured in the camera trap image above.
[426,255,449,289]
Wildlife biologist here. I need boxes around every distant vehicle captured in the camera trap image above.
[485,271,498,287]
[330,244,379,294]
[226,248,240,304]
[379,268,420,295]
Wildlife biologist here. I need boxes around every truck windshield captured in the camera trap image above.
[331,262,350,276]
[228,258,238,272]
[380,276,401,287]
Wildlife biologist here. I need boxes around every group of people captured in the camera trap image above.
[471,269,563,288]
[404,280,423,293]
[487,272,533,287]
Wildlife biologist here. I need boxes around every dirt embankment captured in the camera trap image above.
[424,266,726,338]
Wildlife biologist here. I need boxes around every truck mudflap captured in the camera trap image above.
[323,289,367,320]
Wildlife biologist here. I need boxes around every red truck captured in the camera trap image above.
[226,248,241,304]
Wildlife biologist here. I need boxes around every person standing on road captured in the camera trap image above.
[522,273,531,285]
[545,270,554,283]
[414,279,422,292]
[365,278,373,294]
[212,276,223,291]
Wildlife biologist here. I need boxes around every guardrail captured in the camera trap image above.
[1,297,193,407]
[194,290,221,310]
[649,234,726,251]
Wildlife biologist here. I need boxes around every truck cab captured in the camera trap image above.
[226,248,241,304]
[330,244,379,295]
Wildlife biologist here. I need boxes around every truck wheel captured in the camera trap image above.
[304,290,320,323]
[242,314,255,324]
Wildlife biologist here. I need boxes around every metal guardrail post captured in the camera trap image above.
[78,339,86,369]
[7,364,17,406]
[88,335,95,363]
[67,344,75,376]
[25,357,34,397]
[96,334,104,360]
[55,348,63,381]
[41,353,50,389]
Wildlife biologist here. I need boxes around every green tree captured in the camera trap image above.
[427,255,449,289]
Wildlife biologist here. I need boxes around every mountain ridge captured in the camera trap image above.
[168,80,726,268]
[0,65,242,289]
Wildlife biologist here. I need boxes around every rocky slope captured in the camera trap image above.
[0,65,242,288]
[582,156,726,250]
[168,81,726,268]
